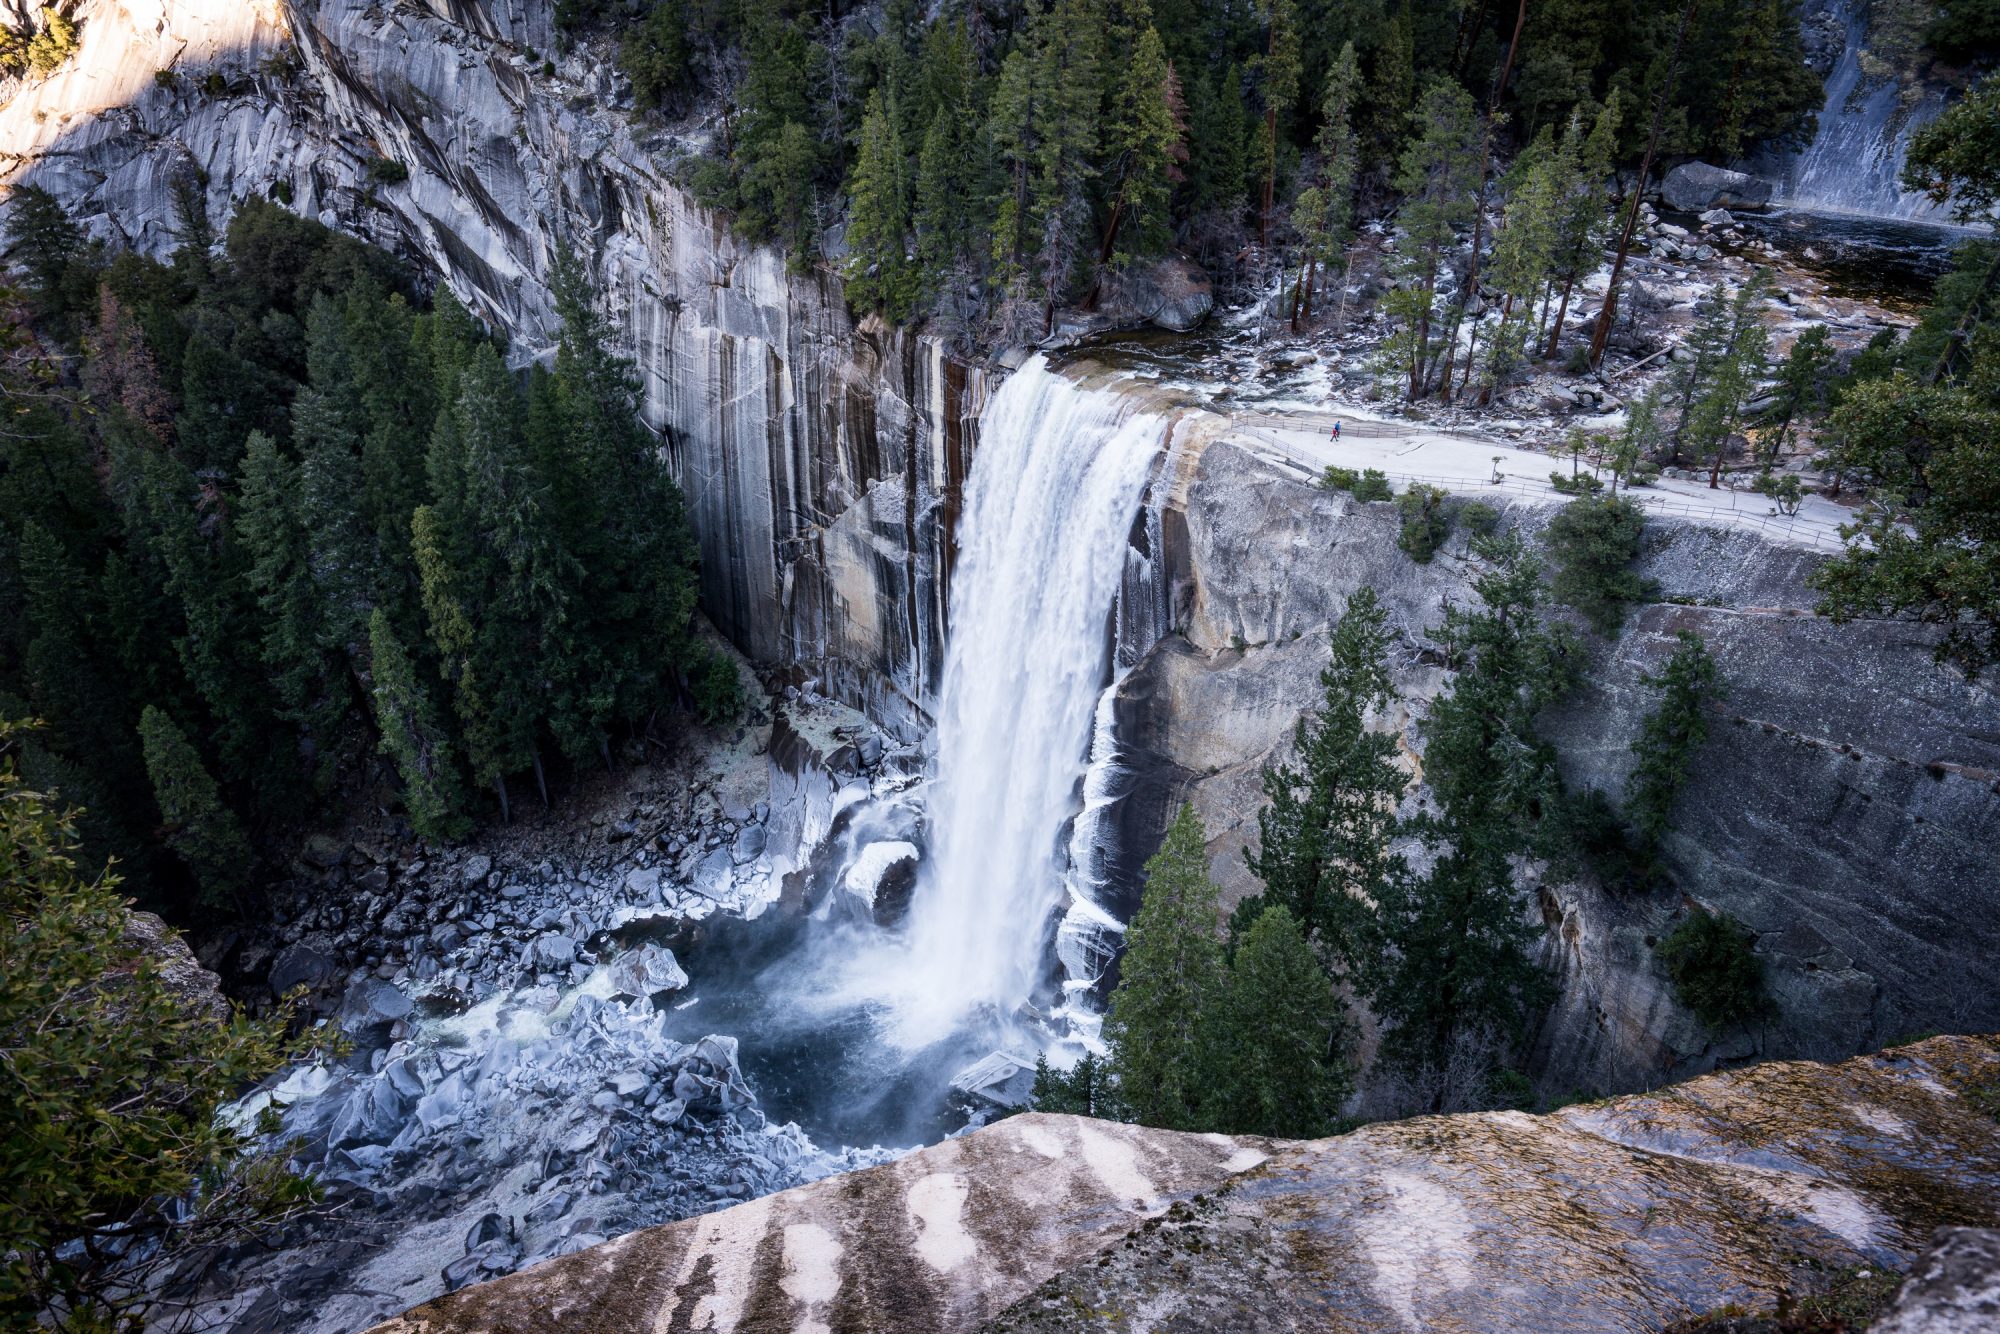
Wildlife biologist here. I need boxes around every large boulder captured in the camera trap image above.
[269,939,340,999]
[1661,161,1774,212]
[1096,256,1216,333]
[837,840,920,925]
[124,910,231,1025]
[605,943,689,1003]
[338,977,413,1036]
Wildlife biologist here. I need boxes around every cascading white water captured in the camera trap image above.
[880,356,1167,1049]
[1780,0,1956,224]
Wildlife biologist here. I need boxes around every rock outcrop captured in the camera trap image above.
[367,1035,2000,1333]
[1,0,982,735]
[1661,161,1776,212]
[1112,437,2000,1094]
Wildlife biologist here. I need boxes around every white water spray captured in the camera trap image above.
[877,357,1167,1048]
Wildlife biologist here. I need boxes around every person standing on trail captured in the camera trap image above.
[1331,420,1341,442]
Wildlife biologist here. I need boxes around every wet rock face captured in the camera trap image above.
[369,1037,2000,1333]
[1114,441,2000,1095]
[3,0,983,737]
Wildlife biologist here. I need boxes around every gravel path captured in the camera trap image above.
[1229,409,1855,552]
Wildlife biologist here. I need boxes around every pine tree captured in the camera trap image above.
[1625,631,1722,848]
[1766,323,1835,459]
[1029,0,1105,321]
[1203,905,1351,1137]
[1362,535,1568,1098]
[1029,1051,1109,1116]
[414,343,575,811]
[1544,495,1648,634]
[1251,0,1301,246]
[1379,78,1481,400]
[1364,6,1416,175]
[1104,803,1225,1131]
[542,250,700,757]
[1543,92,1621,360]
[1238,587,1406,980]
[1098,26,1187,264]
[236,431,350,792]
[138,705,251,907]
[845,89,918,320]
[1289,42,1362,326]
[1684,270,1772,487]
[367,609,470,843]
[1480,124,1567,393]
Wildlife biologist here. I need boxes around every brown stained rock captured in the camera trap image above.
[368,1114,1264,1333]
[371,1037,1999,1334]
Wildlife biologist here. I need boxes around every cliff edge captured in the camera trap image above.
[370,1035,2000,1333]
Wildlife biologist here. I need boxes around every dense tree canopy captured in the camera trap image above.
[0,194,715,912]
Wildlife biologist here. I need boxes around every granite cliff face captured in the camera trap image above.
[0,0,979,734]
[6,0,1997,1181]
[1109,435,2000,1096]
[370,1035,2000,1333]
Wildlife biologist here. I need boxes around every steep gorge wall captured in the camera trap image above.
[0,0,980,734]
[1108,436,2000,1096]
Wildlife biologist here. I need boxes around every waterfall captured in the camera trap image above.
[1780,0,1957,224]
[884,356,1168,1050]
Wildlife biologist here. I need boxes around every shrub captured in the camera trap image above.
[367,156,410,185]
[1753,469,1805,516]
[1395,483,1453,562]
[1549,470,1605,496]
[690,644,746,725]
[0,719,322,1327]
[1657,909,1769,1033]
[1549,786,1651,892]
[1460,500,1500,537]
[1545,495,1649,633]
[1319,464,1360,492]
[154,68,177,88]
[1351,468,1393,502]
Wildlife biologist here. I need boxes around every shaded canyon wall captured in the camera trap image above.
[0,0,983,735]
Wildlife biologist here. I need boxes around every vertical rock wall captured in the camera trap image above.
[2,0,982,734]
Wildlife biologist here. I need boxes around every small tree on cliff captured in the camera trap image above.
[1105,803,1224,1130]
[1238,587,1407,982]
[1625,631,1723,849]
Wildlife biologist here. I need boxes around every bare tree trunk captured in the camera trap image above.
[1591,0,1701,368]
[494,774,511,824]
[1545,270,1577,359]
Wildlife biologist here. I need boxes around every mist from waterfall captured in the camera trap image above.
[1780,0,1957,224]
[879,357,1167,1049]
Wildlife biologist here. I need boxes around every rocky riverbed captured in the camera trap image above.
[164,674,925,1334]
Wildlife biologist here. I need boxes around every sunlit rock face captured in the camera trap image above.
[2,0,983,734]
[367,1036,2000,1333]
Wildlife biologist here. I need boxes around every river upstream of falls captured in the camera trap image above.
[187,357,1178,1333]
